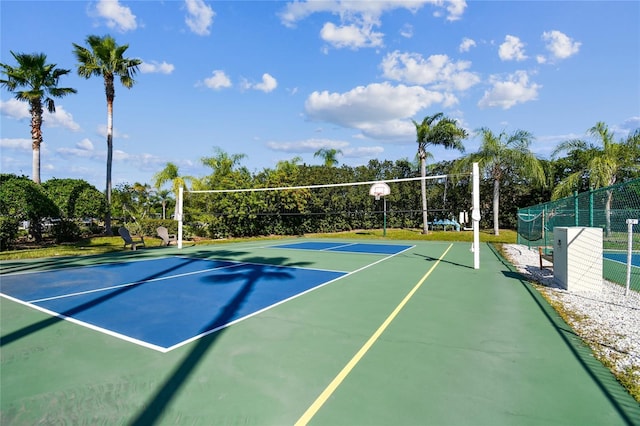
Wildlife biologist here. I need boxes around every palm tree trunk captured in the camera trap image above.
[30,102,43,184]
[104,100,114,235]
[493,178,500,236]
[605,189,613,237]
[421,157,428,234]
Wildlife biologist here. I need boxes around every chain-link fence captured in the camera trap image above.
[517,178,640,293]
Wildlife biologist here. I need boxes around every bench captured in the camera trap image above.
[538,246,553,270]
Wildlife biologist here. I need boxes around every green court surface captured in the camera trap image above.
[1,239,639,425]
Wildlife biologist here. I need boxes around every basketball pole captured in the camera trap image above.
[177,186,183,249]
[472,162,480,269]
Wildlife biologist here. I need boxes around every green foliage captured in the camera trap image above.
[0,174,60,242]
[42,178,106,219]
[0,216,19,250]
[51,219,82,243]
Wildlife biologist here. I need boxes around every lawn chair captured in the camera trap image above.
[118,227,145,250]
[157,226,177,246]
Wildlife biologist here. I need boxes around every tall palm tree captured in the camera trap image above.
[552,122,640,235]
[72,35,141,235]
[453,127,545,236]
[413,113,467,233]
[0,52,77,184]
[314,148,342,167]
[152,162,193,220]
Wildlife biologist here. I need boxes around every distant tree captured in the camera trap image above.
[453,128,545,235]
[152,162,193,219]
[0,174,59,242]
[0,52,77,184]
[413,113,467,233]
[73,35,142,235]
[314,148,342,167]
[552,122,640,235]
[42,178,106,220]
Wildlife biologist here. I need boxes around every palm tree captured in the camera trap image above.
[453,127,545,236]
[552,122,640,235]
[413,113,467,233]
[152,162,193,220]
[72,35,142,235]
[0,52,77,184]
[314,148,342,167]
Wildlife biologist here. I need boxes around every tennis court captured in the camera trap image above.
[1,239,639,425]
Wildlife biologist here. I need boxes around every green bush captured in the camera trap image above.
[0,216,19,251]
[51,220,82,243]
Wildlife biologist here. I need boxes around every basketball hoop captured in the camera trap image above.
[369,182,390,200]
[369,182,391,236]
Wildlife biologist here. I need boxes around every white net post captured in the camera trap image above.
[177,186,184,249]
[472,162,480,269]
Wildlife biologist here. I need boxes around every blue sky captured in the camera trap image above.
[1,0,639,191]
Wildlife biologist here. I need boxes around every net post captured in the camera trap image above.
[177,186,184,249]
[472,162,480,269]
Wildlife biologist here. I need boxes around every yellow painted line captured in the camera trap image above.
[294,243,454,426]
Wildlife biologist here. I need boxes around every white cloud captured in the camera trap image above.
[0,99,79,131]
[43,106,81,131]
[0,138,31,151]
[279,1,465,27]
[97,124,129,139]
[499,35,527,61]
[202,70,232,90]
[279,1,465,50]
[380,51,480,91]
[0,98,29,119]
[320,22,384,49]
[478,71,541,109]
[253,73,278,93]
[459,37,476,52]
[95,0,137,32]
[400,23,414,38]
[542,30,581,60]
[266,139,349,153]
[185,0,215,36]
[57,138,99,159]
[343,146,384,158]
[305,82,449,139]
[140,60,175,74]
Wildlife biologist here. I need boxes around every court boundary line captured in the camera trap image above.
[2,247,412,353]
[0,293,169,352]
[25,263,246,304]
[164,245,415,352]
[294,243,454,426]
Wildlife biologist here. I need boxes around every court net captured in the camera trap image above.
[179,173,474,239]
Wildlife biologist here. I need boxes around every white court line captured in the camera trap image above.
[5,244,416,353]
[27,263,245,304]
[164,245,415,352]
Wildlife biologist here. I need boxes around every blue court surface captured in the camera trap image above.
[0,256,346,352]
[604,251,640,267]
[271,241,414,254]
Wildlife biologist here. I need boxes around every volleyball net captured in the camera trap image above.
[175,163,482,268]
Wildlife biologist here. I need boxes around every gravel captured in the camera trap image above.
[502,244,640,390]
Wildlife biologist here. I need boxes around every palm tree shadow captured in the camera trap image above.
[412,251,472,269]
[130,260,297,424]
[1,257,203,347]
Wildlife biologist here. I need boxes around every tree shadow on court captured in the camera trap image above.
[130,257,310,425]
[489,244,639,425]
[0,257,209,347]
[412,251,473,269]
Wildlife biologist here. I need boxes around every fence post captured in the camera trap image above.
[589,187,594,227]
[573,191,580,226]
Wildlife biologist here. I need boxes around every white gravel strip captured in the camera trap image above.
[502,244,640,390]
